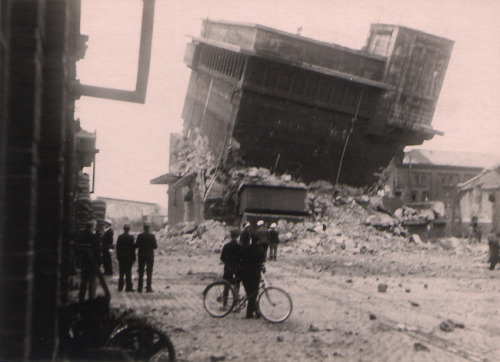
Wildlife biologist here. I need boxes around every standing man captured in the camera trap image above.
[240,222,251,247]
[268,223,280,261]
[116,223,136,292]
[220,229,242,305]
[256,220,270,260]
[487,229,500,270]
[135,222,157,293]
[77,221,101,303]
[238,232,266,319]
[102,219,114,275]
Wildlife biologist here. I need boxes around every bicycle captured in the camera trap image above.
[203,273,293,323]
[58,244,175,361]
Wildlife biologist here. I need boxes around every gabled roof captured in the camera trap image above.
[403,149,500,169]
[459,167,500,191]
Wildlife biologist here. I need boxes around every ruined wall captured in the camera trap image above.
[0,1,81,359]
[367,24,454,137]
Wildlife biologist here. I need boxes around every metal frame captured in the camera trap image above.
[79,0,155,104]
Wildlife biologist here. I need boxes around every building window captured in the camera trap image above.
[413,172,429,187]
[441,173,459,187]
[199,45,245,80]
[462,173,477,182]
[368,33,392,57]
[411,190,418,202]
[422,191,430,201]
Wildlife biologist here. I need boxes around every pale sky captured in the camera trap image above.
[76,0,500,211]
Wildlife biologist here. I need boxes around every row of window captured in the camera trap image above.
[250,60,377,114]
[199,45,246,80]
[410,172,476,188]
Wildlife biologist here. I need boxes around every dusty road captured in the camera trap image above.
[107,237,500,362]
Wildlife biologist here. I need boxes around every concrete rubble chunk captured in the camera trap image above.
[439,320,455,332]
[439,237,461,250]
[378,283,388,292]
[210,356,226,362]
[309,324,320,332]
[414,342,430,352]
[365,212,396,229]
[409,234,422,244]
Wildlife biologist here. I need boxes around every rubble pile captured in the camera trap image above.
[170,130,219,201]
[169,132,216,178]
[158,220,231,252]
[161,149,467,255]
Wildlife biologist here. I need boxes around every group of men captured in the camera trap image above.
[220,220,280,319]
[77,220,158,303]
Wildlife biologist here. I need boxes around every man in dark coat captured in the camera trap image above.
[256,220,270,260]
[221,229,242,305]
[238,232,266,319]
[268,223,280,261]
[101,219,114,275]
[135,222,157,293]
[77,221,101,303]
[487,230,500,270]
[116,223,136,292]
[239,222,251,247]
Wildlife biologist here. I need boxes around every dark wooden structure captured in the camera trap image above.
[181,20,454,186]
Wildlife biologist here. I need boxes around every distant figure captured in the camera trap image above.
[77,221,101,303]
[487,230,499,270]
[256,220,270,260]
[135,223,158,293]
[220,229,242,305]
[468,216,481,243]
[101,219,114,275]
[268,223,280,261]
[238,232,266,319]
[240,222,251,247]
[116,223,136,292]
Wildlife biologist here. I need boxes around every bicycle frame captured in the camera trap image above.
[232,273,271,312]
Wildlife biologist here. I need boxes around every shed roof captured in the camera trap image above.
[403,149,500,169]
[459,168,500,191]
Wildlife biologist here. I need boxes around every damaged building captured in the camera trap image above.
[152,20,454,225]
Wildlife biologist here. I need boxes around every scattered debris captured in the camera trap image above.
[277,336,284,342]
[439,320,455,332]
[309,324,320,332]
[210,355,226,362]
[369,313,377,320]
[378,283,388,293]
[440,319,465,331]
[410,301,420,307]
[414,342,430,352]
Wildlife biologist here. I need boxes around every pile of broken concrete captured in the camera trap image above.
[158,165,472,256]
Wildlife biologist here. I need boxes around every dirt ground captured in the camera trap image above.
[108,235,500,362]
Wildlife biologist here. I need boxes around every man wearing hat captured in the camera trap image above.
[220,229,242,305]
[256,220,270,260]
[101,219,114,275]
[268,223,280,261]
[238,232,266,319]
[116,223,136,292]
[487,229,500,270]
[240,222,251,247]
[77,220,101,303]
[135,222,158,293]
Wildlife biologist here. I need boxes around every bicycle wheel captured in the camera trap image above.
[108,320,175,361]
[203,281,236,318]
[257,286,292,323]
